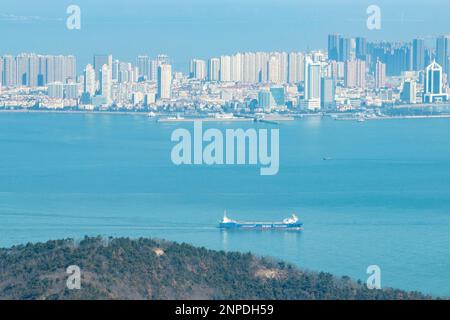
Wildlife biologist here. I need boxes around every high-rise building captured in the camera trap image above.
[412,38,425,71]
[321,77,336,110]
[16,54,28,86]
[267,55,280,84]
[0,57,3,87]
[190,59,207,80]
[100,64,112,105]
[230,53,242,82]
[345,60,366,88]
[137,55,150,80]
[157,64,172,100]
[436,35,450,75]
[3,55,17,87]
[355,37,367,61]
[375,60,386,88]
[27,54,39,87]
[341,38,356,62]
[423,60,447,103]
[83,64,96,97]
[112,60,120,82]
[401,79,417,104]
[208,58,220,81]
[303,58,321,110]
[288,52,304,83]
[328,34,341,61]
[219,56,231,82]
[94,54,112,79]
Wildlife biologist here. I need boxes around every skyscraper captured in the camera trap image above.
[230,53,242,82]
[0,57,3,87]
[94,54,112,79]
[157,64,172,100]
[412,38,425,71]
[328,34,341,61]
[100,64,112,105]
[208,58,220,81]
[190,59,207,80]
[137,55,150,80]
[423,60,447,103]
[375,60,386,88]
[321,77,336,110]
[345,60,366,88]
[436,35,450,75]
[3,55,17,87]
[355,37,367,61]
[303,58,321,110]
[219,56,231,82]
[83,64,96,97]
[341,38,356,62]
[267,55,280,84]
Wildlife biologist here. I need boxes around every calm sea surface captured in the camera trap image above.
[1,112,450,296]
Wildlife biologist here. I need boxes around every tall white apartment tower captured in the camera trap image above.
[303,57,322,110]
[83,64,96,97]
[100,64,112,105]
[208,58,220,81]
[219,56,231,82]
[157,64,172,100]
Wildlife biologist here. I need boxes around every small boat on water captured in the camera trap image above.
[219,212,303,230]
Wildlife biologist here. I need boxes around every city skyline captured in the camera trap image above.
[0,32,449,113]
[1,0,449,72]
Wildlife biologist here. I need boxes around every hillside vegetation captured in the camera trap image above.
[0,236,433,300]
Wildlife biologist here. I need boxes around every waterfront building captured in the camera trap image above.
[157,64,172,100]
[321,77,336,110]
[303,58,321,110]
[423,60,447,103]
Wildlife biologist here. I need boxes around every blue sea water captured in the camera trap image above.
[1,112,450,296]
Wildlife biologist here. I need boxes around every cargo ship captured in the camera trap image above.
[219,212,303,230]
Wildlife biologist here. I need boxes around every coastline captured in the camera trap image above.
[2,109,450,122]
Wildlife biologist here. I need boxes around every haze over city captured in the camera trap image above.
[1,0,449,71]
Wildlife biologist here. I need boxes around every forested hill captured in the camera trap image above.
[0,237,433,300]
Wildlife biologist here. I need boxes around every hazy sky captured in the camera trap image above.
[0,0,449,71]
